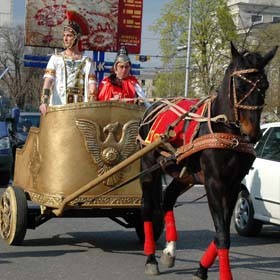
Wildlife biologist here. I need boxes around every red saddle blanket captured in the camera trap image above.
[145,99,207,146]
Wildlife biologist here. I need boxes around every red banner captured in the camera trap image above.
[25,0,143,54]
[117,0,143,53]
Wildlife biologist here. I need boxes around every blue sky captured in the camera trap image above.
[13,0,171,69]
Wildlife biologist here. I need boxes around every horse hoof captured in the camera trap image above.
[192,268,208,280]
[160,252,175,268]
[192,275,206,280]
[192,274,207,280]
[145,263,160,276]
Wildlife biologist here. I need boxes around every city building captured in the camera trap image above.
[228,0,280,31]
[0,0,13,27]
[0,0,13,61]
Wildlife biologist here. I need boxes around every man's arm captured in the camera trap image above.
[88,74,98,101]
[87,58,98,101]
[39,77,54,115]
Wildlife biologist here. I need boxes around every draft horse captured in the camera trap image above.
[138,42,278,279]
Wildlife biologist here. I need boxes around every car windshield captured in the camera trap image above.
[17,115,40,133]
[255,126,280,162]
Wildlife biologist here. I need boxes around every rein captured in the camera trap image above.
[230,68,264,123]
[80,155,176,202]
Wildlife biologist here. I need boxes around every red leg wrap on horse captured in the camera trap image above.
[144,221,155,255]
[200,241,217,268]
[164,210,178,241]
[218,249,232,280]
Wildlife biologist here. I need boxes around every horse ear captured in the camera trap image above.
[263,46,278,66]
[230,41,241,59]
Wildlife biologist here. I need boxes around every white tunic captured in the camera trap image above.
[43,53,96,106]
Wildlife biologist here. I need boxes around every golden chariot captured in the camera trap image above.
[0,102,165,245]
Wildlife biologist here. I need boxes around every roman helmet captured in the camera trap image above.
[113,46,131,70]
[63,10,90,48]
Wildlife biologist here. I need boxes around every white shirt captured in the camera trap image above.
[43,53,96,105]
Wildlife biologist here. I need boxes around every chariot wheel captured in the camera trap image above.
[0,186,28,245]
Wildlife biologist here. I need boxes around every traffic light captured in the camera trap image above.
[135,55,150,62]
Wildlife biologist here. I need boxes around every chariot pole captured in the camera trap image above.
[52,133,172,216]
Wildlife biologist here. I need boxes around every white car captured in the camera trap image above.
[234,122,280,236]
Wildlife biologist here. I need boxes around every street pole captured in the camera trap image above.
[185,0,193,97]
[0,67,9,80]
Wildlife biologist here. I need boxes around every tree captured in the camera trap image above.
[150,0,238,98]
[153,69,185,97]
[0,25,50,111]
[0,25,25,107]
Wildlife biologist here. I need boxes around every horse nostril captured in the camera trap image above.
[242,131,261,144]
[241,134,251,143]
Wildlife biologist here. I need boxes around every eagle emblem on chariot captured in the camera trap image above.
[76,119,140,186]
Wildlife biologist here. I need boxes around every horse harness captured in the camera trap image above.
[141,105,258,168]
[230,68,264,123]
[175,132,255,163]
[101,71,260,195]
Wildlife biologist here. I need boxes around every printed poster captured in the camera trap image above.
[25,0,143,53]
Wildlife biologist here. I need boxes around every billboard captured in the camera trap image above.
[25,0,143,53]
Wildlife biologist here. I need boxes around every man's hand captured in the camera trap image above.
[39,103,48,115]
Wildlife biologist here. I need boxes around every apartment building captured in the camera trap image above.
[0,0,13,27]
[228,0,280,30]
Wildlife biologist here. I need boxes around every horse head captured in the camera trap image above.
[223,42,278,143]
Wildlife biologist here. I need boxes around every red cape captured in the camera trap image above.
[97,76,138,101]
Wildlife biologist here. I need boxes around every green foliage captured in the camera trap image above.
[150,0,188,65]
[150,0,238,97]
[153,70,185,97]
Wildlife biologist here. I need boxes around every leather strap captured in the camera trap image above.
[176,133,256,163]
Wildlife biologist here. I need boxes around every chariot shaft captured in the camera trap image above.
[52,136,166,216]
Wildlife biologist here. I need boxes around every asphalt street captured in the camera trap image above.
[0,185,279,280]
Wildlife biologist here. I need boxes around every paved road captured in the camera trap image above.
[0,186,279,280]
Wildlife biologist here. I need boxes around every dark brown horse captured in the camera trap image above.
[138,42,278,279]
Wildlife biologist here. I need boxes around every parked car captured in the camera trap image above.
[233,122,280,236]
[10,112,41,170]
[14,112,41,145]
[0,121,13,185]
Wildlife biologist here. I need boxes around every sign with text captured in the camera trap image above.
[117,0,143,54]
[25,0,143,53]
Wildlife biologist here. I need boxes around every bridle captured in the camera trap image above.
[230,68,265,123]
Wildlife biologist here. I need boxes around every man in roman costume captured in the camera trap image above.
[97,46,141,102]
[40,11,97,115]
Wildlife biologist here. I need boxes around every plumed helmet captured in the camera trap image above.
[64,10,90,37]
[114,46,131,69]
